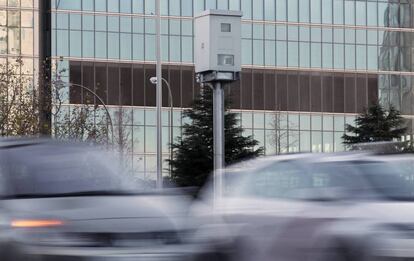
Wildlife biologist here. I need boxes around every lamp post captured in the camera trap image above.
[155,0,163,189]
[150,77,174,173]
[54,81,114,144]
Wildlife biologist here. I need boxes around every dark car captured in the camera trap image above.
[0,138,195,261]
[191,152,414,261]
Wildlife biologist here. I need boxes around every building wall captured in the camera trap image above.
[0,0,39,79]
[50,0,414,180]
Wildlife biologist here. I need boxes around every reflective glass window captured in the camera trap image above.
[182,36,193,62]
[182,0,192,16]
[82,31,94,57]
[145,0,155,14]
[299,26,310,41]
[133,0,144,13]
[299,42,310,67]
[120,17,132,33]
[311,27,321,42]
[194,0,204,15]
[145,34,155,60]
[108,33,120,59]
[145,18,155,34]
[121,33,132,60]
[322,43,332,68]
[253,0,264,20]
[367,46,377,71]
[70,14,82,30]
[355,1,366,26]
[83,0,94,11]
[322,28,332,43]
[95,15,106,31]
[378,2,387,27]
[253,40,264,65]
[300,131,311,151]
[242,23,252,38]
[56,13,68,29]
[300,114,311,130]
[367,30,377,45]
[299,0,309,23]
[170,19,181,35]
[344,0,354,25]
[182,20,192,36]
[0,11,5,26]
[169,0,181,16]
[288,26,298,41]
[333,44,344,69]
[82,15,94,31]
[20,28,33,55]
[218,0,229,9]
[310,0,321,23]
[276,25,286,40]
[108,16,120,32]
[288,42,299,67]
[241,0,252,19]
[276,0,286,21]
[333,0,343,25]
[311,43,321,68]
[265,0,275,21]
[229,0,240,10]
[344,44,355,69]
[265,40,275,66]
[356,45,366,70]
[344,28,355,44]
[321,0,332,24]
[333,28,343,43]
[276,41,287,66]
[312,131,322,152]
[253,24,263,39]
[69,30,81,57]
[242,39,252,64]
[161,0,168,15]
[287,0,298,22]
[121,0,132,13]
[133,17,144,33]
[95,0,106,11]
[56,29,68,56]
[57,0,81,10]
[170,35,181,62]
[265,24,275,40]
[366,1,377,27]
[21,0,32,7]
[95,32,107,58]
[323,132,334,152]
[355,30,366,45]
[108,0,119,12]
[206,0,216,9]
[0,27,6,54]
[133,34,144,60]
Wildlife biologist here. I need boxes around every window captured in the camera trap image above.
[221,23,231,32]
[218,54,235,66]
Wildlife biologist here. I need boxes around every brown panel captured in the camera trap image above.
[120,64,132,106]
[276,71,287,111]
[299,72,310,112]
[344,73,356,113]
[133,64,144,106]
[182,66,193,108]
[108,64,120,105]
[287,71,299,111]
[356,74,367,113]
[253,69,264,110]
[333,74,344,113]
[367,74,378,106]
[162,67,169,107]
[228,79,241,109]
[322,73,333,113]
[144,64,156,106]
[82,62,94,104]
[264,70,276,110]
[168,66,181,107]
[310,72,322,112]
[241,68,252,110]
[95,63,107,104]
[69,61,82,104]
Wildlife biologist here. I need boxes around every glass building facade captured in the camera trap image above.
[0,0,38,80]
[3,0,414,180]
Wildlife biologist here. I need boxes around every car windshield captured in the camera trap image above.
[0,143,149,198]
[221,158,414,201]
[355,160,414,201]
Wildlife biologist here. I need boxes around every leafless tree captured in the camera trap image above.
[269,110,299,155]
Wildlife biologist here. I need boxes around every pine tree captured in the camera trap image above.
[169,87,263,187]
[342,102,407,147]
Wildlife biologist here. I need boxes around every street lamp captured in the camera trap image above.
[150,77,174,173]
[54,81,115,144]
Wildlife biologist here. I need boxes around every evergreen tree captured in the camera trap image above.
[169,87,263,187]
[342,102,407,147]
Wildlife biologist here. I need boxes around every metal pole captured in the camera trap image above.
[156,0,163,189]
[213,82,225,202]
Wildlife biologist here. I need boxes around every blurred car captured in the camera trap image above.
[0,138,196,261]
[191,152,414,261]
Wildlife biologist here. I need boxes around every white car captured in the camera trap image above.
[190,152,414,261]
